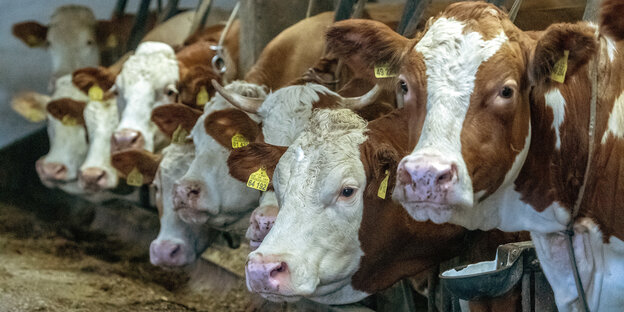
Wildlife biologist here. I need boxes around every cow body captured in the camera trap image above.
[324,1,624,310]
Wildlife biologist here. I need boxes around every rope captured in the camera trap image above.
[564,32,599,312]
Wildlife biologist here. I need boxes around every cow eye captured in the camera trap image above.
[87,39,94,46]
[500,86,514,99]
[399,80,408,94]
[340,187,355,198]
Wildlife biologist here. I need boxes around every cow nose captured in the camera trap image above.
[79,167,107,191]
[111,129,144,152]
[149,239,190,267]
[246,205,279,251]
[173,182,202,206]
[36,159,68,181]
[397,155,458,202]
[246,255,290,294]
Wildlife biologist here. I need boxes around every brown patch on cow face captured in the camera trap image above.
[72,67,117,97]
[111,149,162,184]
[204,109,262,150]
[151,104,203,139]
[529,23,598,87]
[460,43,532,198]
[46,98,87,125]
[227,143,288,191]
[601,0,624,42]
[176,65,219,109]
[12,21,48,48]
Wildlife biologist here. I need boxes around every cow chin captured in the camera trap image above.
[401,202,455,224]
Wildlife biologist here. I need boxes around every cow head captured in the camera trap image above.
[11,5,112,88]
[228,109,369,303]
[326,3,600,231]
[112,42,180,153]
[173,81,267,231]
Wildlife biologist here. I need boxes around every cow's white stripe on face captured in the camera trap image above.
[81,98,120,188]
[251,109,369,304]
[406,18,508,221]
[545,88,567,150]
[45,116,88,181]
[604,35,617,63]
[115,42,179,152]
[602,91,624,144]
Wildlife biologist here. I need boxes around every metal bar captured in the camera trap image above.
[112,0,128,19]
[127,0,152,51]
[158,0,180,24]
[583,0,601,22]
[189,0,213,36]
[334,0,357,22]
[398,0,432,38]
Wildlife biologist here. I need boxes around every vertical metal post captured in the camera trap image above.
[127,0,152,51]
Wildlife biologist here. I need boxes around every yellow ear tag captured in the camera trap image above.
[61,115,77,126]
[26,35,39,47]
[127,167,144,186]
[171,124,189,144]
[377,170,390,199]
[551,50,569,83]
[106,34,118,48]
[88,85,104,101]
[196,86,209,106]
[247,168,269,192]
[231,133,249,149]
[374,63,397,78]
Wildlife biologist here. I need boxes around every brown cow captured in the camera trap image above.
[324,0,624,310]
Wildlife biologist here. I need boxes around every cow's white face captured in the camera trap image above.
[247,109,369,304]
[150,143,216,267]
[114,42,179,152]
[174,81,266,230]
[36,75,89,187]
[79,98,120,191]
[47,6,100,83]
[392,11,532,230]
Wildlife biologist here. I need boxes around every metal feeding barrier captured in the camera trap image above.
[440,241,557,312]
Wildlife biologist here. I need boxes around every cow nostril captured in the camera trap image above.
[270,262,288,278]
[169,245,180,258]
[190,189,200,196]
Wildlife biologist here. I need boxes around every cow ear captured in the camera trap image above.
[600,0,624,42]
[151,104,203,139]
[227,143,288,191]
[204,109,262,150]
[12,21,48,48]
[95,20,119,50]
[529,23,598,85]
[72,67,117,97]
[46,98,87,126]
[325,19,412,83]
[363,144,401,199]
[111,149,162,184]
[11,91,50,122]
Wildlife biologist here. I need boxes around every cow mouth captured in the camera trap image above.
[176,206,210,224]
[257,292,302,302]
[401,202,455,224]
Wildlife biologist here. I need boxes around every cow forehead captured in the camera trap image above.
[275,109,368,194]
[159,143,195,178]
[117,43,179,91]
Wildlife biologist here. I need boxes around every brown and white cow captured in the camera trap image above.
[12,5,156,89]
[111,104,220,267]
[227,108,526,305]
[325,1,624,310]
[12,75,89,194]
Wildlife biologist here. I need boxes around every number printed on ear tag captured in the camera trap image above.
[231,133,249,149]
[89,85,104,101]
[247,168,269,192]
[551,50,569,83]
[374,63,397,78]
